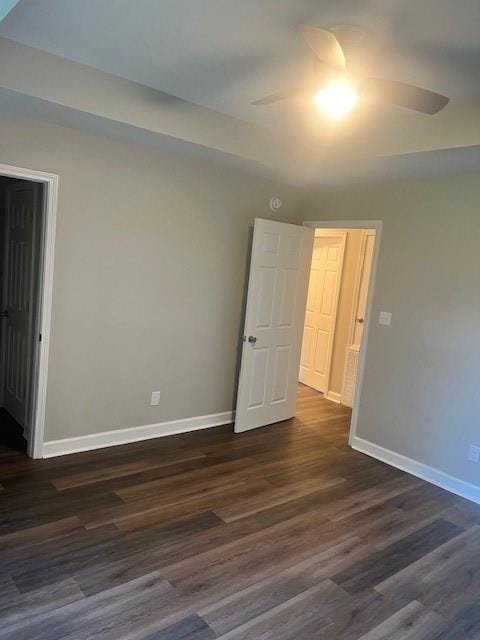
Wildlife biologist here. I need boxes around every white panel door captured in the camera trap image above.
[299,232,346,393]
[235,219,314,433]
[1,181,41,433]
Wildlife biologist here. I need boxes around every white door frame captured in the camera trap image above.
[303,220,382,446]
[0,163,58,458]
[347,230,376,349]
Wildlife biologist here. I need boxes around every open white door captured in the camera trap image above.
[235,219,314,433]
[1,180,42,436]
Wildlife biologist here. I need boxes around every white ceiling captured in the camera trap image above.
[1,0,480,135]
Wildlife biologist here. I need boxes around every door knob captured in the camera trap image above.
[248,336,257,344]
[0,310,8,319]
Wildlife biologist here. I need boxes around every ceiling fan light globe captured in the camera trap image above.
[314,83,358,118]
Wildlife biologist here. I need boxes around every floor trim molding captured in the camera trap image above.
[325,390,342,404]
[351,436,480,505]
[42,410,235,458]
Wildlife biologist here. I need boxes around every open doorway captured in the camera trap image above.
[234,218,380,445]
[0,163,57,459]
[299,227,376,408]
[0,176,46,454]
[0,165,57,457]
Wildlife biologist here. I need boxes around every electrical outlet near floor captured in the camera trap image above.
[150,391,161,406]
[468,444,480,463]
[379,311,392,326]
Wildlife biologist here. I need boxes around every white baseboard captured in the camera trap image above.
[325,390,342,404]
[42,410,234,458]
[351,436,480,505]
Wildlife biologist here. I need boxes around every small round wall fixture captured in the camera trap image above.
[270,197,282,211]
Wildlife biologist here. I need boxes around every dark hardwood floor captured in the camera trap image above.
[1,384,480,639]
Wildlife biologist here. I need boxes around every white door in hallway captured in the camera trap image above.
[235,219,314,433]
[299,232,346,393]
[1,180,42,434]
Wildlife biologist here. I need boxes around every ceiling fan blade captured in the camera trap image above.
[251,87,308,106]
[363,78,450,114]
[300,26,346,70]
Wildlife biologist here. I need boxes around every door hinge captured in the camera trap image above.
[39,333,42,342]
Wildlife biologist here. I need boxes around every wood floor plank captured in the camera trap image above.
[375,525,480,618]
[75,511,223,596]
[0,579,85,635]
[213,475,346,522]
[387,483,460,520]
[6,525,125,593]
[317,475,424,523]
[324,590,407,640]
[0,575,19,606]
[331,519,463,594]
[116,458,255,503]
[162,514,363,607]
[51,454,207,490]
[200,536,368,635]
[332,500,459,552]
[355,600,444,640]
[0,516,83,551]
[0,572,173,640]
[428,602,480,640]
[85,479,270,531]
[0,486,123,536]
[142,615,217,640]
[213,579,346,640]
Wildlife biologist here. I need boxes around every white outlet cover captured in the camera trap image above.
[379,311,392,326]
[150,391,161,406]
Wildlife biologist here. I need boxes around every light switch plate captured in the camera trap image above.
[150,391,161,406]
[468,445,480,463]
[379,311,392,326]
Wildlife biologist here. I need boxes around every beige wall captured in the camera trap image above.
[302,174,480,487]
[329,230,364,396]
[0,111,301,441]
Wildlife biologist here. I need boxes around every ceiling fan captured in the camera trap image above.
[252,26,450,117]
